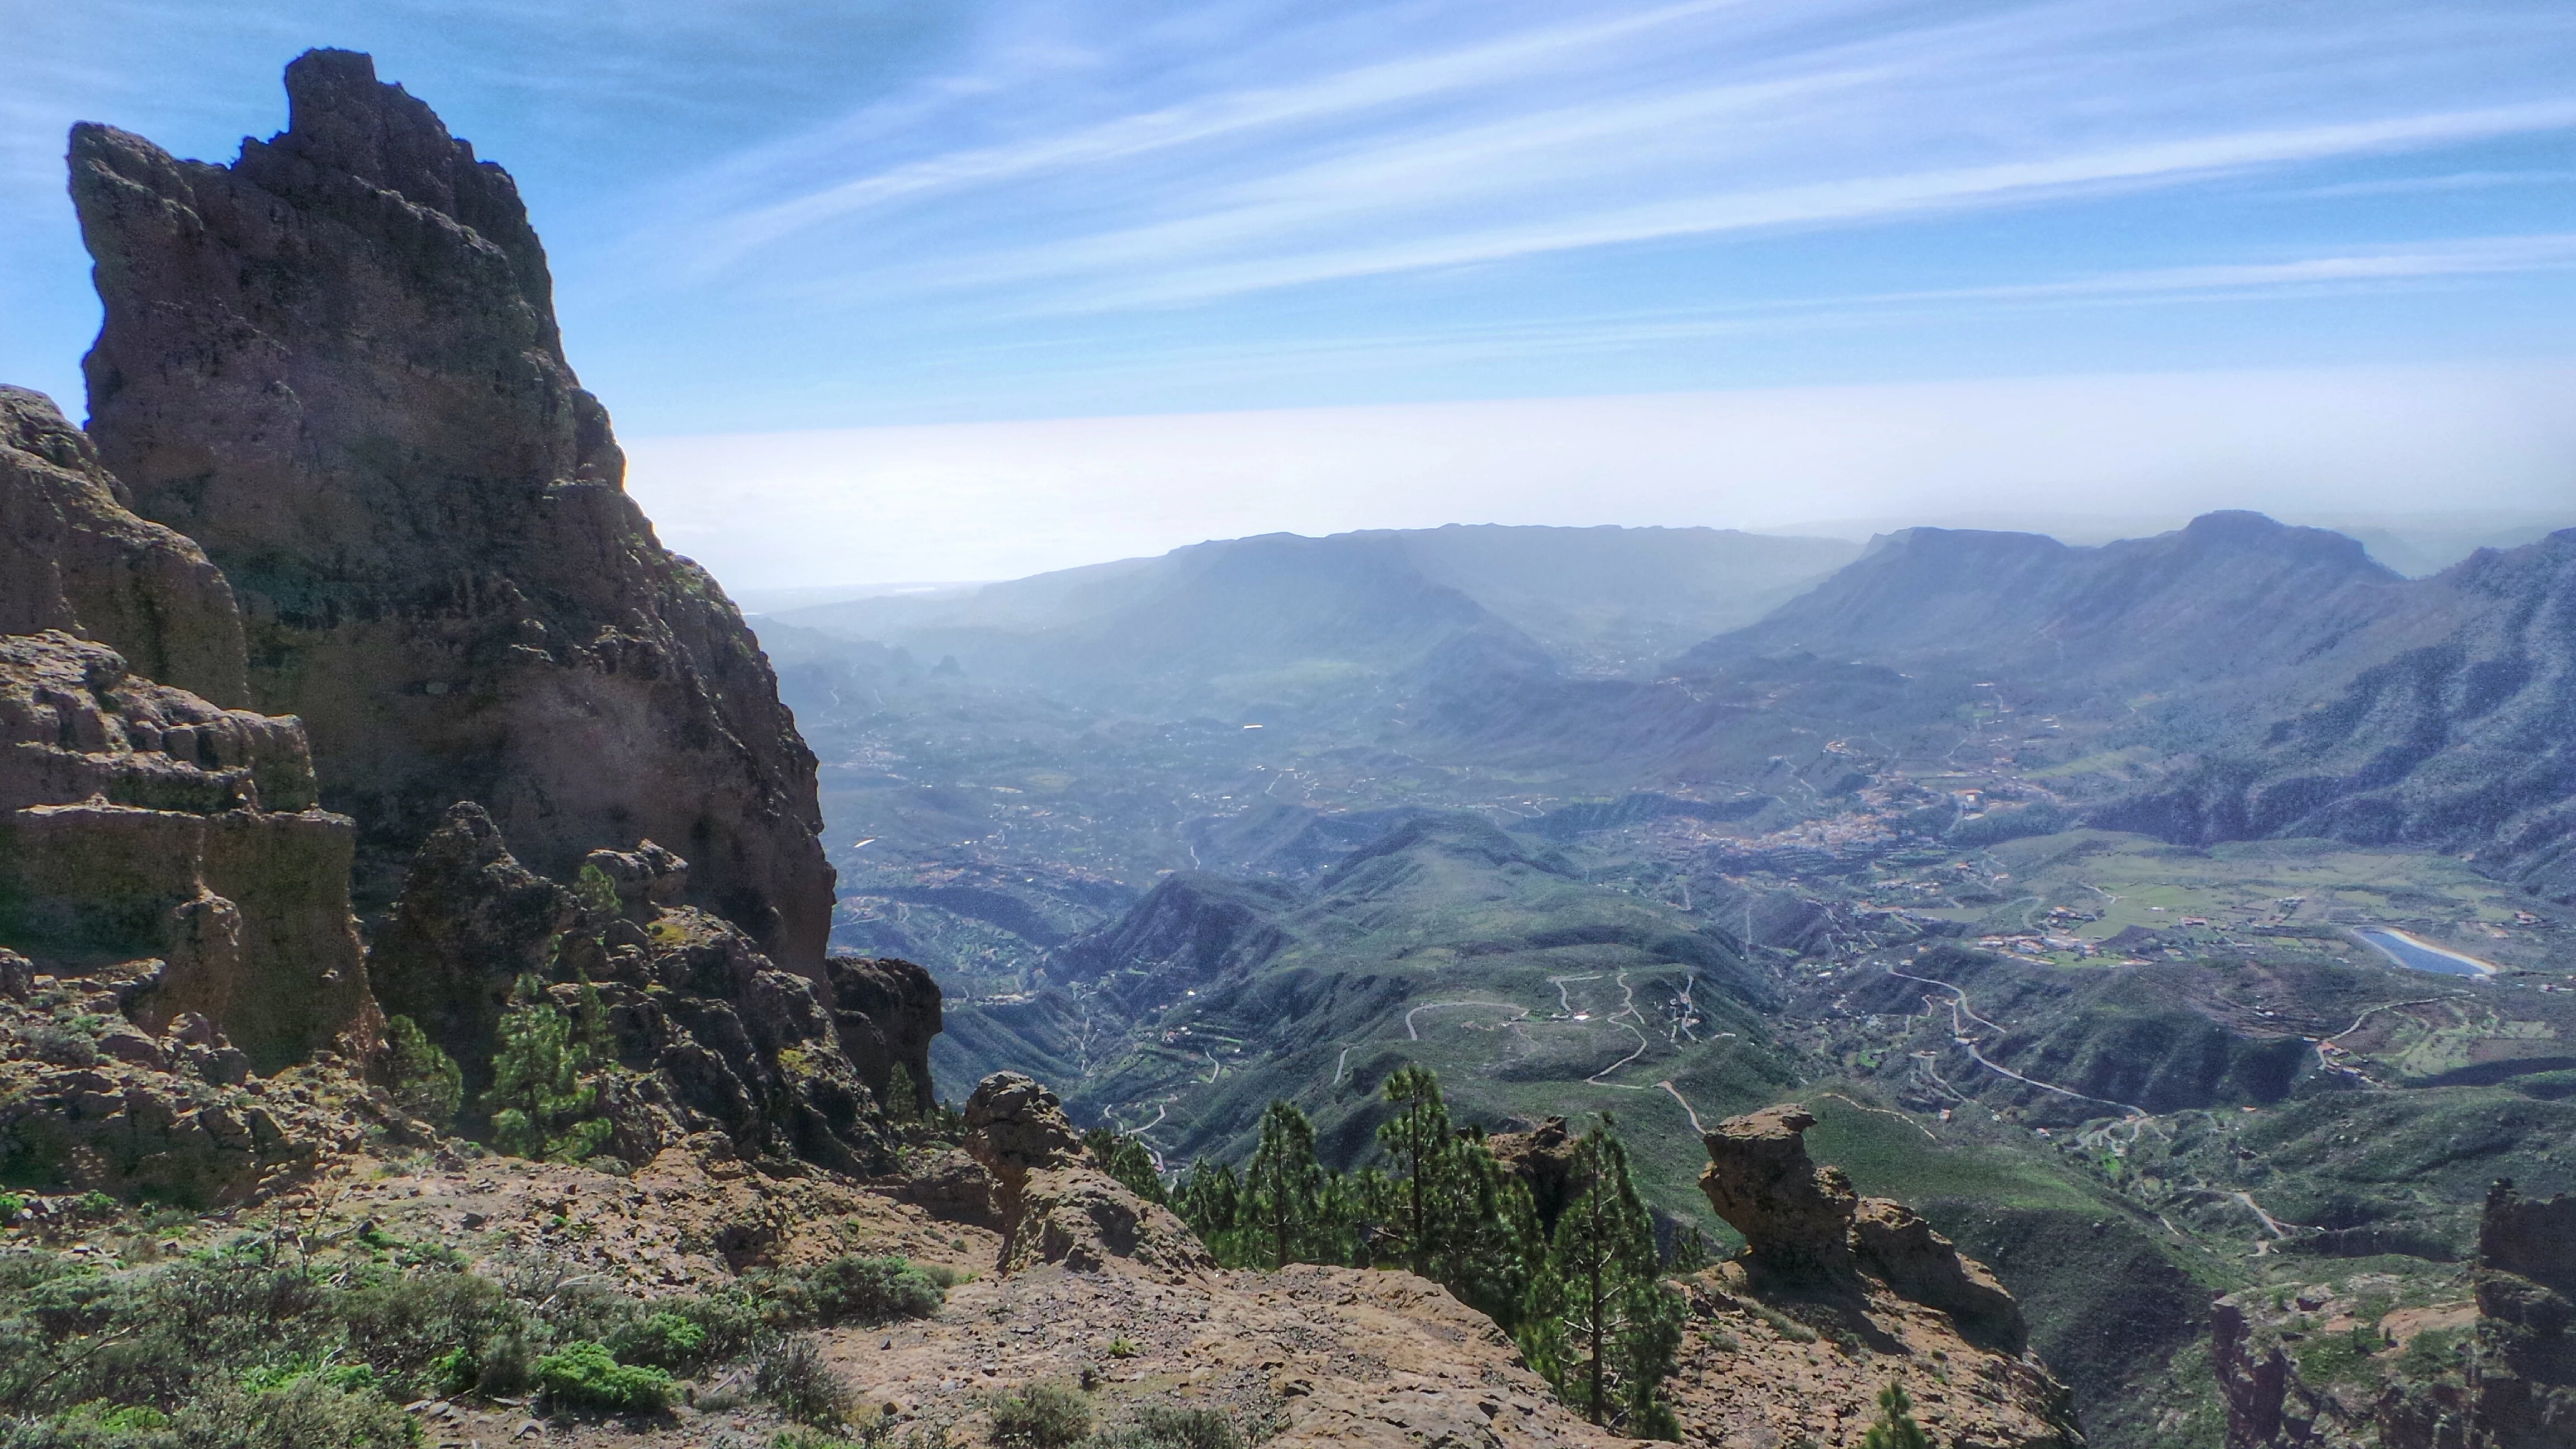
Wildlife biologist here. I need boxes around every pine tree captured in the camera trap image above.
[1517,1117,1683,1437]
[1082,1126,1169,1205]
[1241,1099,1327,1269]
[483,975,613,1163]
[1861,1382,1932,1449]
[884,1062,921,1123]
[1172,1158,1241,1254]
[381,1014,462,1125]
[1378,1064,1454,1275]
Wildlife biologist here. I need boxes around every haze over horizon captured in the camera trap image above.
[10,0,2575,584]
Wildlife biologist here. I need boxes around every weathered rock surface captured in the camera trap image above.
[0,631,368,1069]
[69,49,835,965]
[0,956,354,1205]
[364,801,929,1173]
[1485,1114,1583,1232]
[962,1071,1214,1280]
[1680,1104,2076,1447]
[0,387,247,705]
[2259,1180,2576,1449]
[828,954,943,1115]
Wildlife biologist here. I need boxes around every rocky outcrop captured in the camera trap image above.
[1677,1105,2074,1446]
[367,801,574,1090]
[962,1071,1214,1279]
[69,49,834,966]
[2466,1182,2576,1448]
[2206,1182,2575,1449]
[362,802,926,1173]
[1486,1115,1583,1233]
[0,387,246,705]
[0,631,369,1071]
[0,951,362,1205]
[1699,1105,2023,1349]
[827,955,941,1114]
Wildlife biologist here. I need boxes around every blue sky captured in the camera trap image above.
[6,1,2575,581]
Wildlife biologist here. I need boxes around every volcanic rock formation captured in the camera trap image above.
[0,387,245,705]
[1,390,370,1071]
[1679,1104,2077,1447]
[367,801,940,1173]
[68,49,834,966]
[962,1071,1213,1279]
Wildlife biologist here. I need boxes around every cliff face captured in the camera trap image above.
[0,389,368,1072]
[0,387,245,705]
[68,49,834,968]
[2215,1182,2576,1449]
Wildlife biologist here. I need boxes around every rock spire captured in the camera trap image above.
[68,49,835,968]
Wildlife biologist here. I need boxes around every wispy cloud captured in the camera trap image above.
[623,0,2576,347]
[996,103,2576,310]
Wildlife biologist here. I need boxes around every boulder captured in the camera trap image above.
[963,1071,1212,1279]
[1700,1103,2029,1352]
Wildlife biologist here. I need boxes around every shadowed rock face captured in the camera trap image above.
[68,48,834,968]
[366,801,928,1173]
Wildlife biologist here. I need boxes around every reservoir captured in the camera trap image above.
[2357,929,2496,978]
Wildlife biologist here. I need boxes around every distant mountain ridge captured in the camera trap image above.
[1678,510,2408,704]
[769,524,1860,703]
[2102,528,2576,898]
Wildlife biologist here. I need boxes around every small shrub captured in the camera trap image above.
[179,1379,416,1449]
[0,1194,24,1228]
[532,1341,670,1415]
[1105,1338,1138,1359]
[755,1336,850,1428]
[987,1380,1091,1449]
[28,1024,100,1067]
[476,1328,535,1398]
[1114,1405,1240,1449]
[757,1256,945,1327]
[664,1292,773,1363]
[607,1310,710,1371]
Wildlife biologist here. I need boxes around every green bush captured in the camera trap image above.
[0,1400,176,1449]
[179,1379,416,1449]
[1104,1405,1240,1449]
[606,1311,709,1371]
[662,1292,773,1364]
[754,1257,945,1328]
[531,1342,670,1415]
[987,1380,1091,1449]
[755,1336,849,1427]
[0,1195,25,1228]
